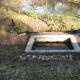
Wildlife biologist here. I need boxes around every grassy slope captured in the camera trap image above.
[38,13,80,31]
[1,8,80,33]
[0,8,80,80]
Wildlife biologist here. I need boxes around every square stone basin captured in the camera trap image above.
[25,35,80,53]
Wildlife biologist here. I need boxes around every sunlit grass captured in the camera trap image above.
[0,7,80,33]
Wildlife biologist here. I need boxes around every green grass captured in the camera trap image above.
[0,61,80,80]
[1,8,80,33]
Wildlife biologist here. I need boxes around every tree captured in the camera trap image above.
[2,0,22,13]
[42,0,57,28]
[14,0,22,14]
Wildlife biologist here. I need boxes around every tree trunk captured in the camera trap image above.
[18,9,20,14]
[7,8,10,12]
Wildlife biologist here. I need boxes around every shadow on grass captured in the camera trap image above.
[75,15,80,18]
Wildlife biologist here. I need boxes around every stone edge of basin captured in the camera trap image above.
[25,35,80,53]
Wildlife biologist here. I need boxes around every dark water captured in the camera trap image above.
[32,42,74,50]
[22,0,80,14]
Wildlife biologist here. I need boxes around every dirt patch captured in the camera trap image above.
[0,32,28,54]
[0,32,29,65]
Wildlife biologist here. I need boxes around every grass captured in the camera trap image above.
[39,14,80,30]
[0,60,80,80]
[0,8,80,33]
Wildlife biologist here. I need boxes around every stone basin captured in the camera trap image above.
[25,35,80,53]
